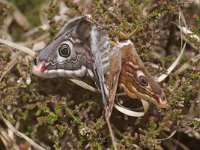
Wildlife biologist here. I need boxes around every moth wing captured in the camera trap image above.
[54,16,83,40]
[89,21,122,115]
[104,46,121,117]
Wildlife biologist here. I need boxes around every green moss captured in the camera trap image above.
[13,0,48,26]
[1,0,200,149]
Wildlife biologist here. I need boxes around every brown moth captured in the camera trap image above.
[32,15,121,149]
[117,40,167,108]
[32,15,121,112]
[32,15,167,149]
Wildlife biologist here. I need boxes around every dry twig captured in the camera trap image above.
[0,113,46,150]
[0,38,36,57]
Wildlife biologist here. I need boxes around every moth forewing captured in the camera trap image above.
[104,46,121,117]
[90,25,107,104]
[54,16,83,40]
[89,19,119,150]
[32,15,169,150]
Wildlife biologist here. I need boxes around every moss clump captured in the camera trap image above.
[0,0,200,149]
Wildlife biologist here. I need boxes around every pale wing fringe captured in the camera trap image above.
[0,113,46,150]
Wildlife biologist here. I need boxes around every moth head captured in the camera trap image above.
[119,41,167,108]
[32,16,94,78]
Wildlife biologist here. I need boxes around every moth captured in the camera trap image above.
[32,15,121,115]
[118,41,167,108]
[32,15,167,149]
[32,15,121,148]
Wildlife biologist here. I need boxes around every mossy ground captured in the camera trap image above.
[0,0,200,150]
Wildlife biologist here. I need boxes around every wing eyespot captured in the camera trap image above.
[58,44,71,58]
[138,75,148,86]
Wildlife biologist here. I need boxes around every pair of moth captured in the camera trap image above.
[32,14,166,121]
[32,15,167,148]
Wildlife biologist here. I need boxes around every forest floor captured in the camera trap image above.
[0,0,200,150]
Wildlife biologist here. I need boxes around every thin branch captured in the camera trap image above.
[174,53,200,75]
[157,9,187,82]
[0,113,46,150]
[113,103,145,117]
[105,114,118,150]
[170,138,190,150]
[177,25,200,43]
[0,38,36,57]
[69,79,98,92]
[0,126,20,150]
[157,130,177,141]
[0,52,19,82]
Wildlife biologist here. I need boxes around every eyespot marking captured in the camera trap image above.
[138,75,148,86]
[58,44,71,58]
[57,40,73,62]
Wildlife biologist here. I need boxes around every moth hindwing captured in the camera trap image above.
[118,40,167,108]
